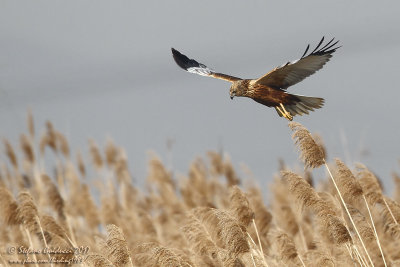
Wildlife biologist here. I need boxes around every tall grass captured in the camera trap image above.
[0,113,399,266]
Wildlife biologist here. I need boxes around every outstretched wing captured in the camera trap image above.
[171,48,241,82]
[253,37,340,90]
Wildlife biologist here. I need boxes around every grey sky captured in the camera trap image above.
[1,1,400,192]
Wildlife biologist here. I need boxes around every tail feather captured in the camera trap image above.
[276,94,324,117]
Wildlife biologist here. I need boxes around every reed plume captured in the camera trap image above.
[381,197,400,224]
[45,121,57,152]
[41,174,65,219]
[272,230,304,266]
[76,150,86,177]
[383,222,400,239]
[333,159,363,204]
[17,191,53,265]
[27,108,35,138]
[0,187,21,225]
[101,192,121,226]
[103,224,133,267]
[39,134,49,156]
[224,157,240,186]
[248,189,272,237]
[270,188,299,240]
[20,134,35,164]
[85,255,114,267]
[137,209,158,239]
[89,139,104,170]
[282,171,336,216]
[287,123,374,265]
[133,242,193,267]
[316,214,352,245]
[282,171,351,245]
[347,205,387,267]
[192,207,250,256]
[3,139,18,168]
[1,113,400,267]
[356,163,384,206]
[312,133,327,160]
[17,191,41,233]
[182,214,220,261]
[105,139,118,167]
[347,206,375,244]
[80,184,101,228]
[207,151,224,176]
[114,150,131,184]
[229,185,255,228]
[147,153,175,189]
[56,131,70,159]
[288,122,324,168]
[358,166,399,227]
[40,215,73,245]
[303,250,335,267]
[337,162,388,266]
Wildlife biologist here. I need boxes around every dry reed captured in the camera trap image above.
[272,230,304,266]
[229,185,255,228]
[0,187,21,225]
[289,122,324,169]
[102,224,133,267]
[192,207,250,257]
[333,159,364,204]
[3,139,18,168]
[1,114,399,267]
[20,134,35,164]
[288,122,376,267]
[41,174,65,220]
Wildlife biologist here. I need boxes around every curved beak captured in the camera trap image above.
[230,95,234,100]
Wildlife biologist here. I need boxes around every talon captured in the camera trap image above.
[279,103,293,121]
[276,106,284,117]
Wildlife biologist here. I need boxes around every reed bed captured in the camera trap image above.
[0,113,400,267]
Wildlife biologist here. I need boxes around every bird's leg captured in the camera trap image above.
[278,103,293,121]
[276,106,288,120]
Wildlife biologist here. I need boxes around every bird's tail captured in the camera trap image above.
[276,94,324,117]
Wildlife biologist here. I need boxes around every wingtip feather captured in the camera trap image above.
[171,47,191,71]
[301,44,310,59]
[311,36,325,53]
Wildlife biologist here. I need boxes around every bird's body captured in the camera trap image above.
[231,79,294,106]
[171,37,340,121]
[229,79,324,120]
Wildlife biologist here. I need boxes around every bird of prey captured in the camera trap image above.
[171,37,340,121]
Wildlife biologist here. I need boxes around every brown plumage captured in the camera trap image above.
[172,37,340,120]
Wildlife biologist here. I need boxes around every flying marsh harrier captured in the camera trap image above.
[171,37,340,121]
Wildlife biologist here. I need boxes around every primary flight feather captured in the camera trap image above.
[171,37,340,121]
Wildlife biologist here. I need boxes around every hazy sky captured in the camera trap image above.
[1,1,400,192]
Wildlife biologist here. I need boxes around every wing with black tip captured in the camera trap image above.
[171,48,241,82]
[253,37,340,90]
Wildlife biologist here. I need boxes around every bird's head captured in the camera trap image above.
[229,85,236,100]
[230,81,246,99]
